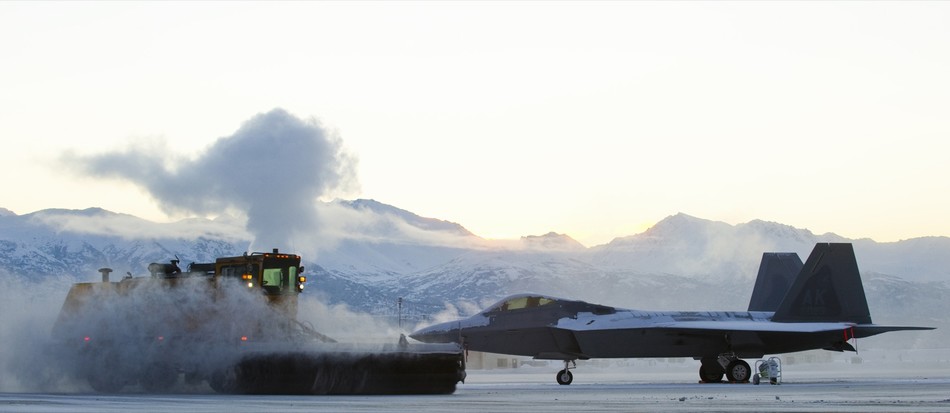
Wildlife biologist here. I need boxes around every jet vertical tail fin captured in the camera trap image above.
[772,243,872,324]
[747,252,803,312]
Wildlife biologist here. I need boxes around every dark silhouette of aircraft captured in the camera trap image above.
[411,243,933,385]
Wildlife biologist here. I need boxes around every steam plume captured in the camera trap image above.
[64,108,357,250]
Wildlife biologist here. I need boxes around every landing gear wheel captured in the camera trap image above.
[699,364,723,383]
[725,360,751,383]
[556,369,573,385]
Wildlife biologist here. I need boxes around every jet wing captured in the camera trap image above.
[581,320,934,335]
[556,317,934,358]
[647,320,856,333]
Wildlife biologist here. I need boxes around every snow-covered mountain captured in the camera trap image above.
[1,201,947,348]
[0,208,245,281]
[587,213,950,282]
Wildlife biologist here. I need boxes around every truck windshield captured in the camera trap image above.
[261,265,298,294]
[262,268,283,290]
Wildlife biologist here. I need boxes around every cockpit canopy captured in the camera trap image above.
[483,294,558,314]
[482,293,617,316]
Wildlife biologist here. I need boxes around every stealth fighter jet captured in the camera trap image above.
[411,243,933,384]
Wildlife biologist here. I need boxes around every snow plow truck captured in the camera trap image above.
[50,249,465,394]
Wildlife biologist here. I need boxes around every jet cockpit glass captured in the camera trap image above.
[488,295,556,313]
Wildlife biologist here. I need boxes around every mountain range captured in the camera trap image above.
[1,200,946,348]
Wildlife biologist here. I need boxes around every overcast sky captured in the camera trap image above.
[2,1,948,246]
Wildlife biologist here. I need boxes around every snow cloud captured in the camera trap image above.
[63,109,357,250]
[0,269,411,393]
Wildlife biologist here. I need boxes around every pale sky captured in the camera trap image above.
[2,1,949,247]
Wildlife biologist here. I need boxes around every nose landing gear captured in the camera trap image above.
[556,360,576,385]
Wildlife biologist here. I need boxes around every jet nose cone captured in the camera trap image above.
[407,330,427,342]
[409,321,459,343]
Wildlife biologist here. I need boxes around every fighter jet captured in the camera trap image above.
[410,243,933,385]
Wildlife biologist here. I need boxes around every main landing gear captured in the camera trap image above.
[556,360,576,385]
[552,354,753,386]
[699,353,751,383]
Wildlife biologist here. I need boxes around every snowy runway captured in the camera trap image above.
[2,369,948,412]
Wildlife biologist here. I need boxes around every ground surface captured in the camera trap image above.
[2,365,949,413]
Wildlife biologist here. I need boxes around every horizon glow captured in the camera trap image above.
[2,2,949,247]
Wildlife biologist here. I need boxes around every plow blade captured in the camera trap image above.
[210,343,466,395]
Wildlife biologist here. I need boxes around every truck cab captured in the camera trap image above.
[212,249,305,318]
